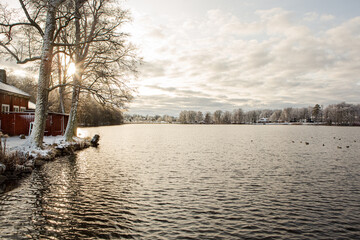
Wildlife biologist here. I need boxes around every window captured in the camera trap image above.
[1,104,10,113]
[13,105,19,112]
[20,107,26,112]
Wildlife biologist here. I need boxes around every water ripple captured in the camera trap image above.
[1,125,360,239]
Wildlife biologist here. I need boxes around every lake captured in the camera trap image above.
[1,124,360,239]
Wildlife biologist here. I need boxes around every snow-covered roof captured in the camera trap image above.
[0,81,31,97]
[28,101,36,109]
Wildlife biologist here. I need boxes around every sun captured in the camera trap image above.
[67,62,76,75]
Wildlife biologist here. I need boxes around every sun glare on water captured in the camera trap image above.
[77,128,89,138]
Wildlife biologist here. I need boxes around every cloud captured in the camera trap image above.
[139,61,166,78]
[146,26,166,39]
[304,12,319,22]
[320,14,335,22]
[127,8,360,116]
[304,12,335,22]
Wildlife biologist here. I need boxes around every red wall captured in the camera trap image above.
[12,96,28,110]
[0,93,29,111]
[0,93,11,106]
[0,112,69,136]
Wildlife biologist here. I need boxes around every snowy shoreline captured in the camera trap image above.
[6,135,88,157]
[0,136,92,192]
[7,135,67,150]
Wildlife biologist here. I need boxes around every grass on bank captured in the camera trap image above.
[0,133,26,173]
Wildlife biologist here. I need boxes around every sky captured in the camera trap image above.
[122,0,360,116]
[1,0,360,116]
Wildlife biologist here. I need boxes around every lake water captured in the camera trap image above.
[1,124,360,239]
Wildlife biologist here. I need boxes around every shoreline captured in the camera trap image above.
[0,136,92,194]
[124,122,360,127]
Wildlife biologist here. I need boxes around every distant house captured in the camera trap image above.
[0,69,68,136]
[258,117,269,123]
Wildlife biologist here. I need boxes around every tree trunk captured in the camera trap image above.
[64,84,80,141]
[29,0,62,148]
[57,44,66,114]
[64,0,82,141]
[59,81,66,113]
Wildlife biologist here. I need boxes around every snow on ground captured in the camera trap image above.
[3,135,77,158]
[5,136,65,150]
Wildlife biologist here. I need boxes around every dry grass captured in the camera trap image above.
[0,132,26,172]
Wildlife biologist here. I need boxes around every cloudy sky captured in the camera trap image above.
[122,0,360,116]
[1,0,360,116]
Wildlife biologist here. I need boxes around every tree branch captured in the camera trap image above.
[0,22,34,28]
[0,40,42,63]
[48,82,72,91]
[17,56,41,64]
[52,37,111,46]
[0,42,20,62]
[18,0,44,36]
[53,15,76,41]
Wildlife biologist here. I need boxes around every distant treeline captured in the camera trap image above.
[124,114,175,123]
[178,103,360,125]
[125,102,360,126]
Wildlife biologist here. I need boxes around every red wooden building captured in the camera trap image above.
[0,69,68,136]
[0,69,30,113]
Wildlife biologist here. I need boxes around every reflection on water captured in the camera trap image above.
[1,125,360,239]
[0,153,137,239]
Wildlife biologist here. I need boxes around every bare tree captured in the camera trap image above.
[0,0,69,147]
[195,111,203,123]
[204,112,212,124]
[269,110,281,123]
[232,108,244,124]
[279,107,293,122]
[178,110,187,124]
[186,111,196,124]
[1,0,137,144]
[213,110,222,124]
[57,0,137,141]
[244,110,261,124]
[222,111,232,124]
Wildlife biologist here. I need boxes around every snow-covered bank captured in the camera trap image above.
[7,136,64,154]
[1,135,93,191]
[6,135,65,149]
[6,136,89,158]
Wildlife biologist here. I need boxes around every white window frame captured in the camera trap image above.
[1,104,10,113]
[20,107,26,112]
[13,105,19,112]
